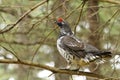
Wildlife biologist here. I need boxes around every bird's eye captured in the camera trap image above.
[57,22,63,26]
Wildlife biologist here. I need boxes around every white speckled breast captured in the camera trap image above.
[57,36,73,63]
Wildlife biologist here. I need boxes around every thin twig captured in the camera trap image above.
[94,9,120,35]
[0,0,48,34]
[73,1,86,35]
[27,2,63,34]
[0,45,21,61]
[100,0,120,4]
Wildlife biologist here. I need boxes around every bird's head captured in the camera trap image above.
[55,18,73,36]
[55,18,65,28]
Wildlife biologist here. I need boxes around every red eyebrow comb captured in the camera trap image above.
[57,18,63,22]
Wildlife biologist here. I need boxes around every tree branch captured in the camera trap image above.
[0,59,106,79]
[100,0,120,4]
[0,38,56,46]
[0,0,48,34]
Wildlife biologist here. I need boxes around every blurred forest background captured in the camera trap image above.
[0,0,120,80]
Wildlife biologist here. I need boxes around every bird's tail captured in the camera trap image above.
[89,51,112,64]
[81,51,112,65]
[95,51,112,58]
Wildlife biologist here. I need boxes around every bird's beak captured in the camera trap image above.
[54,20,62,28]
[54,20,58,26]
[54,20,59,28]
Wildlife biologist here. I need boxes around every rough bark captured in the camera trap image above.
[87,0,100,49]
[87,0,100,80]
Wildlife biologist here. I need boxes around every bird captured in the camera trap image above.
[55,18,112,70]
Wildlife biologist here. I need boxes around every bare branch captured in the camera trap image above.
[0,38,56,46]
[0,45,21,61]
[0,0,48,34]
[100,0,120,4]
[0,59,106,79]
[94,9,120,34]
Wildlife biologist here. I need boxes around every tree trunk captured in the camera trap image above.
[87,0,100,49]
[87,0,100,80]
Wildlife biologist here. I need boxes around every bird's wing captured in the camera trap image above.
[62,36,84,51]
[61,36,86,58]
[61,36,112,61]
